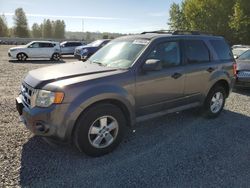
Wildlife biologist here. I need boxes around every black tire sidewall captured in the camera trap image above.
[52,53,60,61]
[17,53,27,61]
[74,103,126,157]
[204,86,226,118]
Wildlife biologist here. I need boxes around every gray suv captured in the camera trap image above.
[16,31,235,156]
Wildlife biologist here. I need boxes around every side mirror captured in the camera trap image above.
[142,59,162,71]
[234,55,238,59]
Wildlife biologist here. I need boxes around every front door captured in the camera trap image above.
[136,41,185,116]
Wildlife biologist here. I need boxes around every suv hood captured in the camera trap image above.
[24,61,118,88]
[10,46,25,50]
[76,45,96,50]
[236,60,250,71]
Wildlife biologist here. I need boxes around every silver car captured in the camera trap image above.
[60,41,86,55]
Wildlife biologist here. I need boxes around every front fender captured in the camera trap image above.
[63,84,135,141]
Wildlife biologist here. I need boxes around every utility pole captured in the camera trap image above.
[82,19,84,41]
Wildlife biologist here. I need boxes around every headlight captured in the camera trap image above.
[82,49,88,54]
[10,49,17,51]
[33,90,64,107]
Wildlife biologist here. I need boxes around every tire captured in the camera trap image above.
[203,85,226,118]
[51,53,60,61]
[73,103,126,157]
[16,53,27,61]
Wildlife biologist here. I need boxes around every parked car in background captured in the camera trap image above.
[60,41,86,55]
[16,31,235,156]
[232,45,250,59]
[235,49,250,88]
[8,41,61,61]
[74,39,110,60]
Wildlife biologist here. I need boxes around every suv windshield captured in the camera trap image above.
[89,40,104,47]
[89,40,148,68]
[238,50,250,60]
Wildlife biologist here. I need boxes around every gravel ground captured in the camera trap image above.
[0,45,250,187]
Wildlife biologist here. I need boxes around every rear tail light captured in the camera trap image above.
[233,62,237,77]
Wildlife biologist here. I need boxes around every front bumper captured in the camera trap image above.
[235,79,250,88]
[74,54,82,60]
[235,72,250,88]
[16,95,72,141]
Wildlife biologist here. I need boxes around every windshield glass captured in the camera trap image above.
[232,48,249,57]
[89,40,149,68]
[238,50,250,60]
[89,40,104,47]
[25,41,34,47]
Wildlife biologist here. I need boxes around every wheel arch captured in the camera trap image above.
[67,97,135,143]
[208,79,230,98]
[16,52,28,58]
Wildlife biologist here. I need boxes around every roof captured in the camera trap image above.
[31,41,59,43]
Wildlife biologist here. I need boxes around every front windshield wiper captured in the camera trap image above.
[92,61,107,67]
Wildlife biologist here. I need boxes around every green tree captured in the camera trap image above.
[53,20,65,39]
[13,8,29,37]
[168,3,187,30]
[31,23,42,38]
[229,0,250,44]
[42,19,52,38]
[0,15,9,37]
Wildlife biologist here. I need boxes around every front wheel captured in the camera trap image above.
[73,103,126,157]
[203,86,226,118]
[17,53,27,61]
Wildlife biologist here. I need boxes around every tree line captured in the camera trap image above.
[168,0,250,44]
[0,8,65,39]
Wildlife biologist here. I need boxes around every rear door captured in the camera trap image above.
[182,39,217,102]
[39,42,54,57]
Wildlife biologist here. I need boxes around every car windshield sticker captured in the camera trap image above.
[133,40,149,45]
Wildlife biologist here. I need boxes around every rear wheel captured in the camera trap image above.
[51,53,60,61]
[203,86,226,118]
[74,103,126,157]
[16,53,27,61]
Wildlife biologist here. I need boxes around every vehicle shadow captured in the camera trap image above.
[9,59,66,64]
[19,109,250,187]
[233,88,250,96]
[61,55,77,59]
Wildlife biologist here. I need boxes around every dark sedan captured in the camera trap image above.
[236,49,250,88]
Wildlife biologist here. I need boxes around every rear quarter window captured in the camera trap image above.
[210,39,233,61]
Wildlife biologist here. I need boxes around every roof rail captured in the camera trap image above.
[141,30,213,36]
[141,30,173,34]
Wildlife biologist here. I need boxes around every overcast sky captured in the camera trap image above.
[0,0,182,33]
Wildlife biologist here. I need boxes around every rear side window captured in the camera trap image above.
[184,40,210,63]
[40,43,53,48]
[210,39,233,60]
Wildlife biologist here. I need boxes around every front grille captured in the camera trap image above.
[237,71,250,78]
[21,83,35,108]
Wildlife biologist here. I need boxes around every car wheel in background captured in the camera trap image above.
[51,53,60,61]
[203,86,226,118]
[16,53,27,61]
[74,103,126,157]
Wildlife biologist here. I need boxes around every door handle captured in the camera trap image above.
[171,72,182,79]
[207,67,215,73]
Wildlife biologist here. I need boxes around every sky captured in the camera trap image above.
[0,0,182,34]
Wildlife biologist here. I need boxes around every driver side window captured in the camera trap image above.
[147,41,181,68]
[29,42,39,48]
